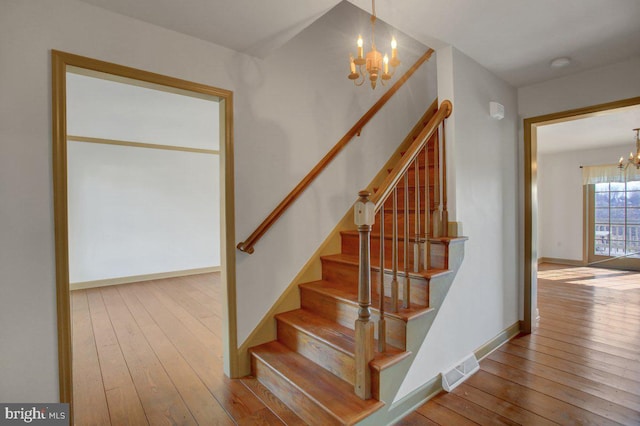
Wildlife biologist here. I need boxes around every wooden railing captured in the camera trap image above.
[236,49,435,254]
[354,100,452,399]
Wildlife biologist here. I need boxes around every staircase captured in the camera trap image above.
[248,101,466,425]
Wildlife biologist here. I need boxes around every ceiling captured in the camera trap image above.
[537,105,640,154]
[76,0,640,87]
[75,0,639,155]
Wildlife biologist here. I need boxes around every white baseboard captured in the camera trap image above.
[70,266,221,290]
[357,321,521,425]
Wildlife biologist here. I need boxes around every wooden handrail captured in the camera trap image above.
[237,49,435,254]
[371,100,452,210]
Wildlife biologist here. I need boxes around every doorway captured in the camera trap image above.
[523,96,640,332]
[52,50,238,418]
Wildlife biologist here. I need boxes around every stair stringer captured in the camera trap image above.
[357,237,467,426]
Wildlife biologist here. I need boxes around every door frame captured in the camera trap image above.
[51,50,239,409]
[523,95,640,332]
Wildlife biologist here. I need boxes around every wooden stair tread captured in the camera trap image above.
[276,309,405,361]
[322,253,451,280]
[299,279,433,322]
[429,236,469,244]
[250,341,384,425]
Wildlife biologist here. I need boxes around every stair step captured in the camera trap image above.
[387,165,437,183]
[322,252,447,287]
[300,279,434,349]
[341,230,422,271]
[250,341,384,426]
[300,279,431,320]
[276,309,406,386]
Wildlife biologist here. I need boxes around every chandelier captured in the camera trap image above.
[348,0,400,89]
[618,128,640,170]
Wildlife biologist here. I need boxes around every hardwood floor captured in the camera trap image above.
[73,265,640,425]
[71,273,305,425]
[399,264,640,425]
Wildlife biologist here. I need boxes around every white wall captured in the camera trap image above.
[0,0,239,402]
[0,0,435,401]
[232,1,437,343]
[397,46,519,400]
[66,72,220,283]
[518,56,640,119]
[537,144,628,261]
[67,143,220,282]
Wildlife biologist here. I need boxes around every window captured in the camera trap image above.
[589,181,640,267]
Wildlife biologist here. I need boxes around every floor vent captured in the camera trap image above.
[441,354,479,392]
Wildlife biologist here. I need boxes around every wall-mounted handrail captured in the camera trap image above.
[237,49,435,254]
[354,99,452,399]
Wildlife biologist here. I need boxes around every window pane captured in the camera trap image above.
[593,231,609,256]
[610,182,625,191]
[611,208,626,223]
[595,192,609,207]
[627,191,640,207]
[595,208,609,222]
[610,192,626,207]
[628,208,640,224]
[627,181,640,191]
[590,181,640,264]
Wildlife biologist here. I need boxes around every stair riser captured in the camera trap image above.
[251,355,342,426]
[300,287,406,350]
[392,178,438,191]
[372,213,430,233]
[277,320,356,386]
[388,166,437,186]
[342,232,420,265]
[381,188,429,210]
[400,150,432,167]
[321,258,429,306]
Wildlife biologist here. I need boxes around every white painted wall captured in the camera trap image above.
[67,143,220,282]
[0,0,435,401]
[67,73,220,283]
[397,46,519,400]
[518,56,640,119]
[537,144,628,262]
[233,1,436,343]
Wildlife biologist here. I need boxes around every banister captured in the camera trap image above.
[237,49,435,254]
[371,100,452,211]
[354,99,451,399]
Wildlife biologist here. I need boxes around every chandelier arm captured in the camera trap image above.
[347,0,400,90]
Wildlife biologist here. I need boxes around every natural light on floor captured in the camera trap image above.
[538,266,640,290]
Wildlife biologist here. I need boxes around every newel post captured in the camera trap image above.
[354,191,375,399]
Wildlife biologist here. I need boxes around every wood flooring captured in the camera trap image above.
[71,273,305,425]
[399,264,640,425]
[72,264,640,425]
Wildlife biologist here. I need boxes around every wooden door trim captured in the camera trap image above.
[51,51,238,410]
[523,96,640,333]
